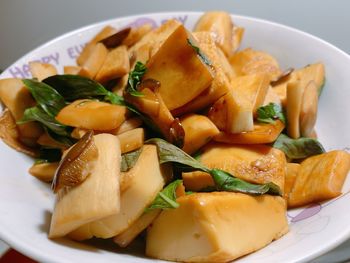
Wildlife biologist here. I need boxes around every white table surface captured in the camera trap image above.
[1,0,350,262]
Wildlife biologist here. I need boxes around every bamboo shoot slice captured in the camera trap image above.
[117,128,144,154]
[29,62,57,81]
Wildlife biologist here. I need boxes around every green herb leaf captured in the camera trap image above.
[210,169,282,196]
[145,180,182,212]
[187,38,213,67]
[22,79,66,117]
[125,61,147,97]
[121,148,142,172]
[43,74,108,100]
[273,133,325,159]
[19,106,70,137]
[147,138,282,196]
[146,138,210,173]
[257,103,286,124]
[35,148,62,164]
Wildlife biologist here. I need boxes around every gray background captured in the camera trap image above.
[0,0,350,262]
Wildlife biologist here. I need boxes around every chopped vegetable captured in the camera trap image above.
[257,102,286,124]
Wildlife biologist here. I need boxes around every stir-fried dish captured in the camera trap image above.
[0,11,349,263]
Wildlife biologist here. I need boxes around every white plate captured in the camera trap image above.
[0,12,350,263]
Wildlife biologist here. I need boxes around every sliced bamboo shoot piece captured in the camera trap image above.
[286,81,304,139]
[78,43,108,79]
[29,62,57,81]
[122,23,153,47]
[194,11,233,57]
[232,26,244,53]
[64,66,82,75]
[69,145,169,240]
[112,117,143,135]
[77,26,118,66]
[37,132,67,149]
[300,81,318,137]
[117,128,144,154]
[284,163,300,201]
[114,209,161,247]
[56,99,127,131]
[95,45,130,83]
[143,25,214,110]
[49,133,121,238]
[180,114,219,154]
[29,162,59,182]
[0,109,38,157]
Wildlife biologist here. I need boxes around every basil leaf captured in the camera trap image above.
[35,148,62,164]
[43,74,107,100]
[22,79,66,117]
[146,138,210,173]
[125,61,147,97]
[257,103,286,124]
[187,38,213,67]
[273,133,325,159]
[210,169,282,196]
[147,138,282,196]
[145,180,182,212]
[19,106,70,137]
[121,148,142,172]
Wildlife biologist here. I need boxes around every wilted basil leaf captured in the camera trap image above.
[145,180,183,212]
[273,133,325,159]
[125,61,147,97]
[257,103,286,124]
[120,148,142,172]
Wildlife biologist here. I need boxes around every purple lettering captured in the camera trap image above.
[67,47,76,59]
[41,56,50,64]
[50,53,60,65]
[178,15,188,25]
[22,64,31,78]
[8,66,26,78]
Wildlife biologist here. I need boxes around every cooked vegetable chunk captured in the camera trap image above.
[117,128,144,154]
[172,32,233,116]
[182,143,286,192]
[49,134,121,238]
[208,74,269,133]
[214,120,284,144]
[180,114,219,154]
[143,25,214,110]
[230,48,282,81]
[95,45,130,83]
[286,81,304,139]
[194,11,233,57]
[288,150,350,207]
[284,163,300,201]
[78,43,108,79]
[146,192,288,262]
[300,81,318,137]
[69,145,170,240]
[56,99,127,131]
[293,62,325,95]
[29,62,57,81]
[63,66,81,75]
[29,162,59,182]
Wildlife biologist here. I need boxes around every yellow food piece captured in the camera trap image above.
[288,150,350,207]
[232,26,244,53]
[214,120,285,145]
[95,45,130,83]
[128,20,182,66]
[208,74,269,133]
[56,99,127,131]
[183,143,286,192]
[122,23,153,47]
[49,134,121,238]
[284,163,300,201]
[143,25,214,110]
[63,66,81,75]
[69,145,170,240]
[37,132,67,149]
[29,62,57,81]
[0,78,42,146]
[300,81,318,137]
[230,48,282,81]
[180,114,219,154]
[117,128,144,154]
[114,209,161,248]
[112,117,143,135]
[172,32,233,116]
[146,192,288,262]
[263,86,282,105]
[77,25,117,66]
[78,43,108,79]
[286,81,304,139]
[29,162,59,182]
[194,11,233,57]
[0,109,38,157]
[293,62,325,94]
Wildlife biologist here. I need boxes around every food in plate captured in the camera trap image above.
[0,10,349,263]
